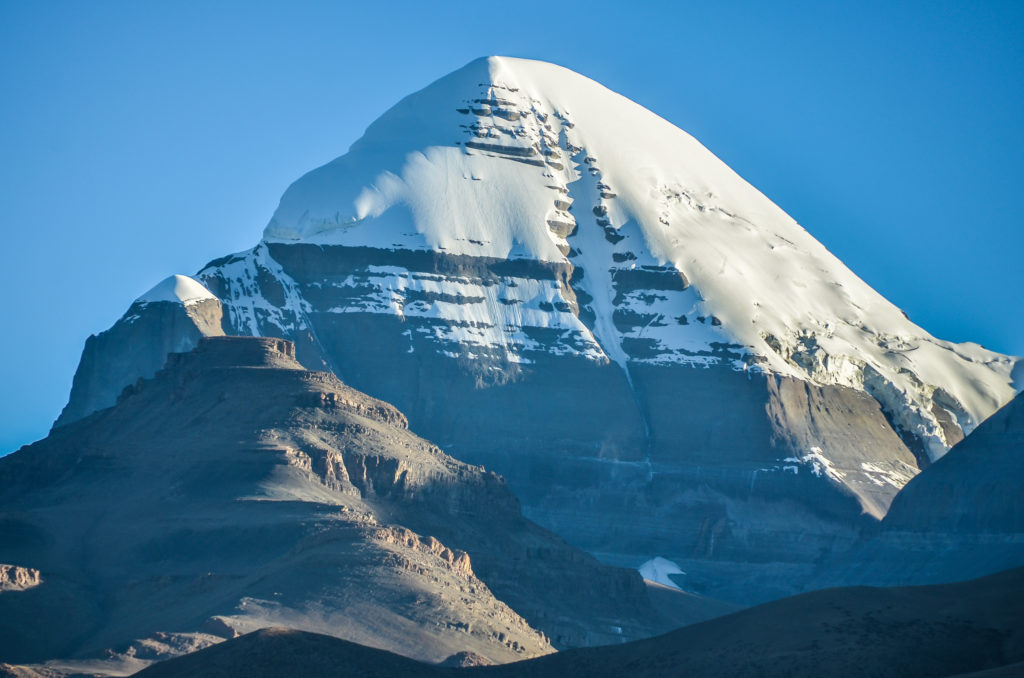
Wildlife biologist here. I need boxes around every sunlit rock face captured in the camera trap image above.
[58,57,1021,603]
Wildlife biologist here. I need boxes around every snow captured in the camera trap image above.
[134,275,217,307]
[254,55,1019,460]
[860,461,916,489]
[638,557,685,590]
[319,265,606,364]
[198,244,310,336]
[783,447,846,483]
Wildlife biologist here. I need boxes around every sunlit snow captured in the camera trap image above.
[638,557,686,590]
[134,275,217,307]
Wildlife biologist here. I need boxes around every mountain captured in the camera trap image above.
[131,566,1024,678]
[0,336,724,674]
[883,391,1024,534]
[814,390,1024,588]
[54,56,1022,603]
[55,275,225,427]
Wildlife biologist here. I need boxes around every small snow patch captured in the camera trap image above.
[638,557,685,590]
[783,446,845,482]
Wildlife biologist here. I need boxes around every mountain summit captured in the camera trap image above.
[263,55,1019,458]
[57,57,1021,603]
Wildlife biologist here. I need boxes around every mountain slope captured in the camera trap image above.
[813,391,1024,589]
[883,390,1024,534]
[0,337,715,672]
[132,567,1024,678]
[55,56,1021,603]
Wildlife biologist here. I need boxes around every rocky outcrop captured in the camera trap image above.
[0,337,718,672]
[0,565,41,592]
[764,375,919,520]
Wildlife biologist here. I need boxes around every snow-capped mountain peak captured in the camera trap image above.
[257,56,1018,459]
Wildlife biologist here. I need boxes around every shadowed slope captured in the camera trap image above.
[812,391,1024,589]
[132,566,1024,678]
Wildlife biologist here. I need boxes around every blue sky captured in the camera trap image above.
[1,1,1022,454]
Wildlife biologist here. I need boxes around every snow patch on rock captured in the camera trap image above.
[199,244,311,337]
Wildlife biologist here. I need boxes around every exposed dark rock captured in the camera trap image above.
[602,227,625,244]
[463,141,537,157]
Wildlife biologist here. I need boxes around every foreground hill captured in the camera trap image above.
[0,337,720,673]
[132,566,1024,678]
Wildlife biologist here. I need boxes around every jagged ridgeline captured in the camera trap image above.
[55,56,1021,603]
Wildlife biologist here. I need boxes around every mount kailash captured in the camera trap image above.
[55,56,1022,603]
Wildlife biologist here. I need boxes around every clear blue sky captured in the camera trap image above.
[1,1,1022,454]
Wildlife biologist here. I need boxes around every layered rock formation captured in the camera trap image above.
[0,336,721,674]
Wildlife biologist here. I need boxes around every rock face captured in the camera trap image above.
[55,57,1021,602]
[0,336,718,671]
[54,275,224,427]
[0,565,41,592]
[133,567,1024,678]
[814,391,1024,589]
